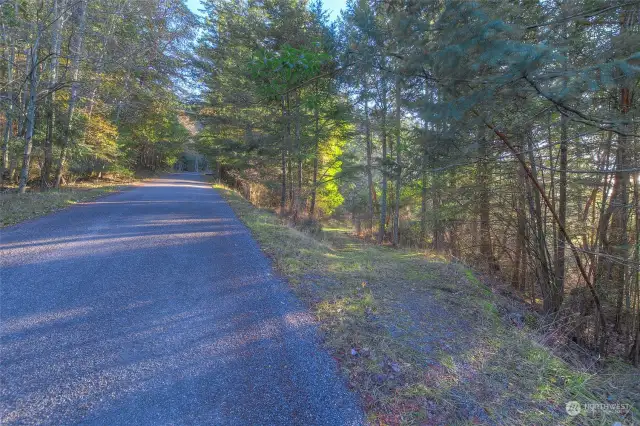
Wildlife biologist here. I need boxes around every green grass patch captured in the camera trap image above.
[1,186,119,227]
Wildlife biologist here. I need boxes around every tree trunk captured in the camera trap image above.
[82,0,120,149]
[288,157,293,210]
[364,79,374,236]
[392,75,401,246]
[524,131,555,312]
[551,112,568,310]
[286,94,292,212]
[18,32,41,194]
[612,84,631,331]
[512,146,527,291]
[592,131,615,287]
[281,96,287,214]
[310,82,319,217]
[295,94,302,221]
[1,10,15,187]
[42,0,65,187]
[54,0,87,188]
[432,173,443,250]
[420,154,428,248]
[478,127,496,271]
[17,46,30,138]
[378,74,388,244]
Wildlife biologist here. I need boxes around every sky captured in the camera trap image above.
[185,0,203,16]
[185,0,347,21]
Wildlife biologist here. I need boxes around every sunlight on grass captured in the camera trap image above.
[1,186,119,227]
[215,184,639,426]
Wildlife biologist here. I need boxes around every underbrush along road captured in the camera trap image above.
[0,173,363,425]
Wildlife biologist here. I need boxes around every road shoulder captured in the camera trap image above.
[215,184,639,426]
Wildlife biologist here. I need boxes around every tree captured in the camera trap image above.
[191,0,639,360]
[53,0,86,188]
[0,0,196,191]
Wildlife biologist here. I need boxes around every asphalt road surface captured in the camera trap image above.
[0,173,363,425]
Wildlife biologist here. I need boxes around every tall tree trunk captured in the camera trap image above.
[281,95,287,214]
[524,131,554,312]
[392,75,401,246]
[295,91,302,221]
[612,85,631,331]
[478,127,496,270]
[310,82,319,217]
[54,0,87,188]
[17,46,30,138]
[18,32,41,194]
[288,157,293,210]
[1,10,15,187]
[388,129,394,229]
[512,146,527,291]
[81,0,120,149]
[420,151,428,248]
[286,93,292,212]
[364,79,374,236]
[378,75,388,244]
[432,172,443,250]
[42,0,65,187]
[551,112,568,310]
[593,132,615,287]
[547,113,558,273]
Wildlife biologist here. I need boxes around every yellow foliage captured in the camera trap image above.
[84,114,119,161]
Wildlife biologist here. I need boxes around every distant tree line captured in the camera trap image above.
[0,0,197,191]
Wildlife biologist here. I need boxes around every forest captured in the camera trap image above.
[0,0,196,192]
[1,0,639,399]
[194,0,640,366]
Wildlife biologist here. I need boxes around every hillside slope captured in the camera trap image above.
[216,185,639,425]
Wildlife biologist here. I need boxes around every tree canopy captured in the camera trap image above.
[192,0,640,363]
[1,0,198,189]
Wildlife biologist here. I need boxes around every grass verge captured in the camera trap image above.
[1,185,120,227]
[215,184,638,425]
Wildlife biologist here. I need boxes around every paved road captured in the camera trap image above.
[0,173,363,425]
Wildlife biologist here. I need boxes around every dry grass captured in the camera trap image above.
[217,184,639,425]
[0,171,150,227]
[0,184,121,227]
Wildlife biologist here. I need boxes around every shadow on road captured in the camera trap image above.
[0,174,363,425]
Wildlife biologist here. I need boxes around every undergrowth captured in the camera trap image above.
[215,184,639,425]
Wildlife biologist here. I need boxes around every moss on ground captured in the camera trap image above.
[216,184,639,425]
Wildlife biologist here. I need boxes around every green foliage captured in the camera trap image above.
[197,0,349,217]
[316,135,345,215]
[249,45,330,99]
[0,0,197,187]
[118,98,190,170]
